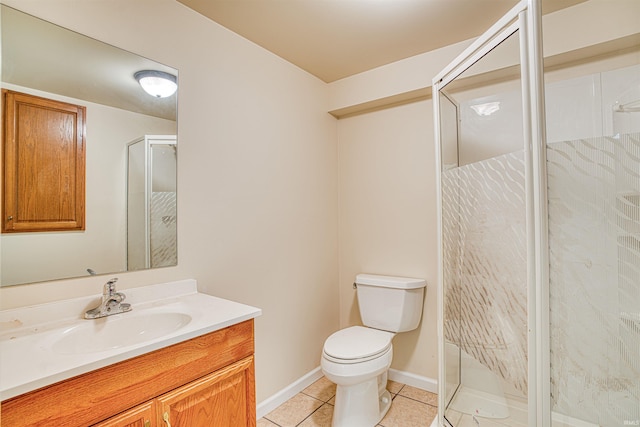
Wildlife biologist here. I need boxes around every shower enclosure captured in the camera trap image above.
[433,1,639,426]
[127,135,177,271]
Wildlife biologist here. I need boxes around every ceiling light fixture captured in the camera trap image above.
[470,101,500,116]
[134,70,177,98]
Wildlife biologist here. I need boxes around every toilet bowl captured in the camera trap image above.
[321,326,395,426]
[321,274,427,427]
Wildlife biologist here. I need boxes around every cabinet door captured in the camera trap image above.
[92,401,155,427]
[2,89,86,232]
[157,356,256,427]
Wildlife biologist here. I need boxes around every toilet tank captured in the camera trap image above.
[355,274,427,333]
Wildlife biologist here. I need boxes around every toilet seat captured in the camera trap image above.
[323,326,394,364]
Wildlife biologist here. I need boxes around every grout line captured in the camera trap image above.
[394,392,439,407]
[295,402,332,427]
[262,416,283,427]
[300,390,335,404]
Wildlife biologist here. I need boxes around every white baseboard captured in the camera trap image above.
[388,368,438,394]
[256,367,323,419]
[256,367,438,419]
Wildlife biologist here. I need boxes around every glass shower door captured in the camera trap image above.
[433,2,543,425]
[438,31,528,425]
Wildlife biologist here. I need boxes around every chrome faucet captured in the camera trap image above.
[84,278,132,319]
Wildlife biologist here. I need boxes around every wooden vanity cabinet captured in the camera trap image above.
[95,356,255,427]
[0,320,256,427]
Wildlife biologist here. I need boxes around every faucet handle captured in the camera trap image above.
[104,278,118,295]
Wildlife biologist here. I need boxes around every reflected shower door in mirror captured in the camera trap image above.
[0,5,178,286]
[438,26,529,426]
[127,136,177,271]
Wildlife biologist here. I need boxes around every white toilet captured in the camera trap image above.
[321,273,427,427]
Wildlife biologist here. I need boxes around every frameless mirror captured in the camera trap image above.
[1,5,178,286]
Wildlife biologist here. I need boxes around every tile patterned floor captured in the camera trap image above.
[258,376,438,427]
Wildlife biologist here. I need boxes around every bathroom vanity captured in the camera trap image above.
[0,280,262,427]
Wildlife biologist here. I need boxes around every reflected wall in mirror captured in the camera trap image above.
[0,5,178,286]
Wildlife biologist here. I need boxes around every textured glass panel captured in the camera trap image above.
[150,191,177,268]
[150,144,177,268]
[548,133,640,426]
[443,151,528,396]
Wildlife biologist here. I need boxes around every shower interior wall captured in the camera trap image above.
[545,63,640,425]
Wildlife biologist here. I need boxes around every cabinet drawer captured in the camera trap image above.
[92,401,155,427]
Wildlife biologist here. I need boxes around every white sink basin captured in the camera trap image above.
[52,311,192,354]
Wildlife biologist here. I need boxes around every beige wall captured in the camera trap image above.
[337,100,439,379]
[0,0,339,403]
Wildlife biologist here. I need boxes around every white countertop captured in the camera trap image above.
[0,279,261,400]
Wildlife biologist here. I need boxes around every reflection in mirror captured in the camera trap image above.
[0,5,178,286]
[127,136,177,271]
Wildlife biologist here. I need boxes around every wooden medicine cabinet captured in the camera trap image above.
[2,90,86,233]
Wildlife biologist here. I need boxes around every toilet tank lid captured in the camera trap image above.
[355,274,426,289]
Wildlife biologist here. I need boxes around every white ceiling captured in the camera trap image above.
[177,0,586,83]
